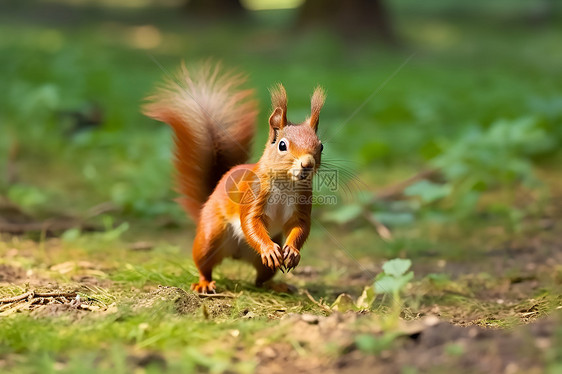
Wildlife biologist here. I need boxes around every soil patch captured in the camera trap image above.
[135,286,234,318]
[256,312,561,374]
[338,315,557,373]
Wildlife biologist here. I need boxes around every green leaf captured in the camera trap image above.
[322,204,363,225]
[382,258,412,277]
[61,228,81,242]
[374,272,413,295]
[372,211,415,226]
[404,180,452,204]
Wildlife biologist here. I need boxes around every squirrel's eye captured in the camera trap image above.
[320,143,324,153]
[278,139,288,152]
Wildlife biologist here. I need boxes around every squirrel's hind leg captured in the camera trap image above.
[254,260,278,287]
[190,225,228,294]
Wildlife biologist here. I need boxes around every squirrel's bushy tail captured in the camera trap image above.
[143,62,257,221]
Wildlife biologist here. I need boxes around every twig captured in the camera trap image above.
[302,289,332,314]
[0,289,105,314]
[363,211,393,241]
[34,291,78,298]
[0,290,34,303]
[2,300,34,315]
[196,292,241,298]
[374,169,440,201]
[0,302,19,312]
[83,201,119,220]
[0,291,78,304]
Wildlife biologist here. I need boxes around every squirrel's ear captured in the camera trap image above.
[309,86,326,132]
[268,107,286,142]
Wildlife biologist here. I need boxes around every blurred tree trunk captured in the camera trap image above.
[298,0,395,43]
[184,0,245,18]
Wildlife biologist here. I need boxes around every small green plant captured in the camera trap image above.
[374,258,414,297]
[331,258,413,328]
[374,258,413,327]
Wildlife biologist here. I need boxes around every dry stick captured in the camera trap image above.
[302,289,332,314]
[34,291,78,298]
[363,211,393,242]
[374,169,440,201]
[0,289,103,314]
[197,292,241,299]
[83,201,119,220]
[0,290,34,303]
[0,302,18,312]
[4,300,34,315]
[0,291,79,304]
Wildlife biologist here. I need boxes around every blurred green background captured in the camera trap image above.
[1,2,562,372]
[1,0,561,230]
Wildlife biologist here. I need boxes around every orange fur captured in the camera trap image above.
[143,62,257,221]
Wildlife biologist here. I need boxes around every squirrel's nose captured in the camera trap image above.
[297,156,315,180]
[300,157,315,170]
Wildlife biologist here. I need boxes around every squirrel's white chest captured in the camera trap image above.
[264,185,296,236]
[227,186,296,242]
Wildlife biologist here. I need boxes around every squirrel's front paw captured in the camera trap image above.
[261,243,284,270]
[283,245,300,272]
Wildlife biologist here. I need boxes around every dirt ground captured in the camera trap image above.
[254,312,560,374]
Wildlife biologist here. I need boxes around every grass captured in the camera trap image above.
[1,1,562,372]
[1,214,560,371]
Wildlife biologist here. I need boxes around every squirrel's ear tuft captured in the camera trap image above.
[270,83,288,115]
[309,86,326,132]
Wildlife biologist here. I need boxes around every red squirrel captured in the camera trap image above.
[143,63,325,293]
